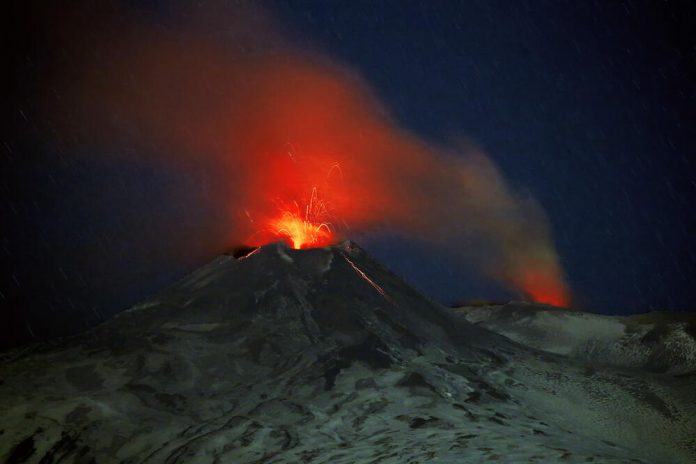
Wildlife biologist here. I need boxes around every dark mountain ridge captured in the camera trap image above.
[1,242,694,463]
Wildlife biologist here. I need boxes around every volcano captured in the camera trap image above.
[1,242,694,463]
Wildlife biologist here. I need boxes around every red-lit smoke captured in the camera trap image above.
[42,2,571,307]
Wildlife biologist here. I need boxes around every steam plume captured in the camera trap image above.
[41,2,570,306]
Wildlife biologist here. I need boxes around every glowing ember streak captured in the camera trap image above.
[265,187,337,250]
[341,252,387,297]
[237,247,260,260]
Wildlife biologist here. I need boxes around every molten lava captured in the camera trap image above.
[269,211,335,249]
[247,187,338,250]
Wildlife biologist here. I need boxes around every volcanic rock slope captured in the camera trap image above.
[1,242,695,464]
[457,302,696,376]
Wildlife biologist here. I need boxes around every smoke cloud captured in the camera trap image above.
[41,2,570,306]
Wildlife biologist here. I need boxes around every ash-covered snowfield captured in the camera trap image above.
[1,243,694,463]
[457,302,696,375]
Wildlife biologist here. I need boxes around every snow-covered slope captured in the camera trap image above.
[1,242,695,463]
[457,301,696,375]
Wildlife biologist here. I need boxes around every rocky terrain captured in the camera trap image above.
[457,302,696,375]
[1,242,694,463]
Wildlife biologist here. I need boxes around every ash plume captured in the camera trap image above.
[40,1,570,306]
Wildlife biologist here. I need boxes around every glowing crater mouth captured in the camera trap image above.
[246,186,339,250]
[269,212,335,249]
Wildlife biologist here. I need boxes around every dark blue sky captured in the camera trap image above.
[3,0,695,348]
[267,0,696,312]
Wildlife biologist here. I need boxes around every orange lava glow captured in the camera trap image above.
[246,186,339,249]
[515,270,571,307]
[268,211,335,249]
[529,288,570,308]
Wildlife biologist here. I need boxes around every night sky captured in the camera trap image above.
[3,0,696,349]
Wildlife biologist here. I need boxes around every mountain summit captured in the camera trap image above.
[1,242,694,463]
